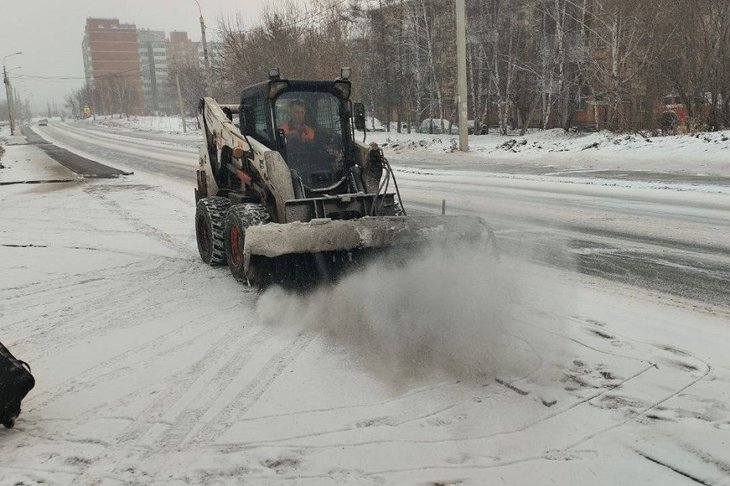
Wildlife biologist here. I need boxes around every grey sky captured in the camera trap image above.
[1,0,276,111]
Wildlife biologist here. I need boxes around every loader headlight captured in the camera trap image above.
[232,146,244,158]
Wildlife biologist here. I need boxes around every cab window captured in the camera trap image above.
[242,96,270,144]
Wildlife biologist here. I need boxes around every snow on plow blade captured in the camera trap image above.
[243,215,494,274]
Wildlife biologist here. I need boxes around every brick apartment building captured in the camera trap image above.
[82,18,144,115]
[168,31,198,66]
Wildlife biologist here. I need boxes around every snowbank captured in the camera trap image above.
[361,128,730,176]
[80,115,199,135]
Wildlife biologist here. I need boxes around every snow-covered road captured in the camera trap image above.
[1,122,728,485]
[36,121,730,306]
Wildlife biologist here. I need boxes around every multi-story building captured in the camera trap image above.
[82,18,144,115]
[83,19,222,115]
[168,31,198,67]
[137,29,170,114]
[196,41,223,74]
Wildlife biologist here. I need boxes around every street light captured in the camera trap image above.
[194,0,212,95]
[3,51,23,136]
[2,51,22,64]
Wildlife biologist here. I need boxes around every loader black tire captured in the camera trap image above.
[195,196,231,266]
[225,203,271,285]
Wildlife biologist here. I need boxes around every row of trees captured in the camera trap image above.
[64,0,730,133]
[64,74,142,120]
[216,2,356,99]
[0,92,33,126]
[354,0,730,133]
[213,0,730,133]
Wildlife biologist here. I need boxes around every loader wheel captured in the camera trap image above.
[195,196,231,266]
[225,203,271,284]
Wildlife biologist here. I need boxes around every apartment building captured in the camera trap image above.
[82,18,144,115]
[137,29,171,114]
[83,19,222,115]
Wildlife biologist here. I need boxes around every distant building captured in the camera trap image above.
[168,31,198,67]
[196,41,223,74]
[82,18,144,116]
[137,29,170,114]
[82,19,221,116]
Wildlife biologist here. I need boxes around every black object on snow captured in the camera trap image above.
[0,341,35,428]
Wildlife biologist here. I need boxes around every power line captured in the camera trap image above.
[14,68,141,82]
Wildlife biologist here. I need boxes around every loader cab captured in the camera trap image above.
[239,74,355,195]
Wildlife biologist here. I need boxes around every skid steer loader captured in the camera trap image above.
[194,68,494,286]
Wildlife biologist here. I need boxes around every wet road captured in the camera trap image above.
[38,121,730,309]
[397,168,730,309]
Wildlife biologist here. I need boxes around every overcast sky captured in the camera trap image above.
[1,0,279,111]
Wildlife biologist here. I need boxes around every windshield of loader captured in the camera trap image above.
[275,91,346,189]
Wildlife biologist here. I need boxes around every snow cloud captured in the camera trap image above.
[256,240,575,385]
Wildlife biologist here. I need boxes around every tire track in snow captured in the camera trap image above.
[83,185,190,257]
[198,379,458,454]
[113,325,267,446]
[6,271,161,350]
[54,122,198,156]
[7,260,191,359]
[216,363,657,453]
[188,332,315,447]
[1,259,145,304]
[30,316,224,411]
[558,316,713,452]
[151,327,272,449]
[213,317,676,457]
[65,325,270,484]
[213,403,460,451]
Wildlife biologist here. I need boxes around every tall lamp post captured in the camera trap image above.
[3,51,22,136]
[194,0,213,97]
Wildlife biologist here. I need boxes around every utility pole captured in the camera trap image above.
[3,51,22,136]
[194,0,213,96]
[3,65,14,135]
[176,73,187,133]
[455,0,469,152]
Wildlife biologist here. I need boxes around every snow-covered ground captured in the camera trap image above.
[80,115,198,136]
[1,125,729,484]
[79,115,730,177]
[364,128,730,177]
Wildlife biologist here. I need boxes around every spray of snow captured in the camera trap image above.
[256,241,575,384]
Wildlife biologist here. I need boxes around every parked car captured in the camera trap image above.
[418,118,458,134]
[38,119,48,126]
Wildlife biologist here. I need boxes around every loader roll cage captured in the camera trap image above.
[239,79,356,195]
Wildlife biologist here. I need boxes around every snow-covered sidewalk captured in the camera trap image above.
[0,143,78,184]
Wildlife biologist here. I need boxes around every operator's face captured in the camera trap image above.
[291,105,306,125]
